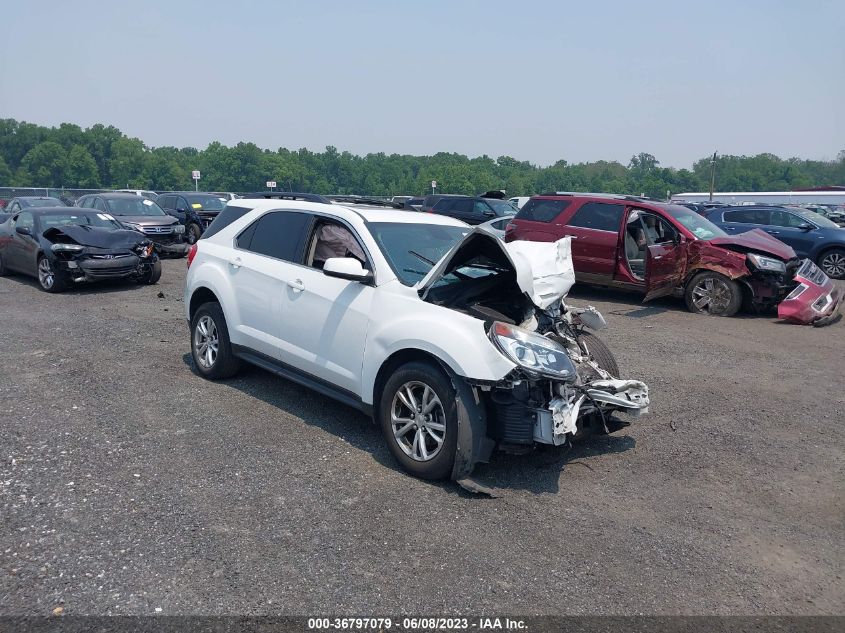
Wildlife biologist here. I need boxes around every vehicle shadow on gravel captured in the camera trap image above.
[182,354,637,497]
[471,433,637,495]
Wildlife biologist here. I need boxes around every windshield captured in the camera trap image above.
[486,199,518,216]
[186,195,226,212]
[369,222,469,285]
[105,197,167,216]
[25,198,63,207]
[39,212,123,230]
[664,205,727,240]
[790,208,839,229]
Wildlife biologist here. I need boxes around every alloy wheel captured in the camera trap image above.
[38,258,54,290]
[193,315,219,369]
[820,252,845,279]
[691,277,732,314]
[390,381,446,462]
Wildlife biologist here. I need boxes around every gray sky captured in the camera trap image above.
[2,0,843,168]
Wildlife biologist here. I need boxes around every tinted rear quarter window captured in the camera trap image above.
[202,204,253,239]
[240,211,312,262]
[516,199,571,223]
[566,202,624,231]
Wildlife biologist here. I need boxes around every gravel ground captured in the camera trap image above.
[1,259,843,616]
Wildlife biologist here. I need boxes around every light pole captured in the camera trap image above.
[709,152,717,201]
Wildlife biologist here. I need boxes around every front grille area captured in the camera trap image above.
[797,259,828,285]
[81,265,137,279]
[141,226,174,235]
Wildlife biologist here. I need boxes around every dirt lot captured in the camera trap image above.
[1,259,843,615]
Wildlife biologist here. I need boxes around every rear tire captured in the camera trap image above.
[37,256,67,293]
[684,271,742,317]
[190,302,241,379]
[818,248,845,280]
[186,223,202,245]
[579,331,620,377]
[378,361,458,480]
[0,252,7,276]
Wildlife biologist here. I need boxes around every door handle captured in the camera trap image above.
[229,257,242,269]
[288,278,305,292]
[653,255,663,260]
[768,230,780,235]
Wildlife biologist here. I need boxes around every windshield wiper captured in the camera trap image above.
[408,250,435,266]
[402,268,429,278]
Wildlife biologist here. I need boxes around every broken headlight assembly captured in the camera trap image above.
[134,242,155,258]
[747,253,786,273]
[50,243,84,253]
[489,321,576,381]
[173,224,185,234]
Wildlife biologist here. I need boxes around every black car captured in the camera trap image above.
[0,208,161,292]
[157,192,228,244]
[4,196,66,213]
[422,193,517,225]
[75,193,188,257]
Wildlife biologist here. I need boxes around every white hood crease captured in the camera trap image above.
[418,227,575,309]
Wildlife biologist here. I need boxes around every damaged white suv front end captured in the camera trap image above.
[416,230,649,476]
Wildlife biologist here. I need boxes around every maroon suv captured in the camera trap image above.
[505,193,823,318]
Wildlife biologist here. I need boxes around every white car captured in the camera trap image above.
[184,198,649,481]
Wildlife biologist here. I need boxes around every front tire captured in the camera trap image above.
[138,259,162,285]
[818,248,845,280]
[579,331,620,377]
[684,271,742,317]
[37,256,67,293]
[379,361,458,480]
[190,302,241,379]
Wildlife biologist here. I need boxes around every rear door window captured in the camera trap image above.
[239,211,312,263]
[723,209,766,224]
[566,202,624,232]
[516,199,571,223]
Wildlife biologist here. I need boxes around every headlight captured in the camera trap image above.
[123,222,142,232]
[172,224,185,234]
[747,253,786,273]
[489,321,576,380]
[51,243,84,252]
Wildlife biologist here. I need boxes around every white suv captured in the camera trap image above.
[184,197,650,481]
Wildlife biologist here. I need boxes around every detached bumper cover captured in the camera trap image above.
[777,259,842,326]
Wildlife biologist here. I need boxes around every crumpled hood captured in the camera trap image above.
[43,225,147,250]
[417,228,575,309]
[708,228,796,261]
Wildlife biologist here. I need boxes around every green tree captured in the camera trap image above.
[64,145,101,188]
[16,141,67,186]
[0,153,12,185]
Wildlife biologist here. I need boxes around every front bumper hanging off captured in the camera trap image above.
[778,259,842,326]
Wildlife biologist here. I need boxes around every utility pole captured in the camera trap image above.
[709,152,717,201]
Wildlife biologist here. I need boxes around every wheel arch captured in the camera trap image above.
[188,286,221,322]
[372,348,452,422]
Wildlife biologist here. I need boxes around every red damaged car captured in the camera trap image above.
[505,193,841,324]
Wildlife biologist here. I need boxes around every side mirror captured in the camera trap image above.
[322,257,373,283]
[797,223,813,231]
[15,226,32,236]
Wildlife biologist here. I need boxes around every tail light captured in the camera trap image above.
[186,243,197,268]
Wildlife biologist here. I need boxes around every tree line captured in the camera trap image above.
[0,119,842,198]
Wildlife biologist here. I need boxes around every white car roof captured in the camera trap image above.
[232,198,468,227]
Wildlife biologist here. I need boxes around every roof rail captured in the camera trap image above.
[539,191,664,203]
[327,195,404,209]
[240,192,332,204]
